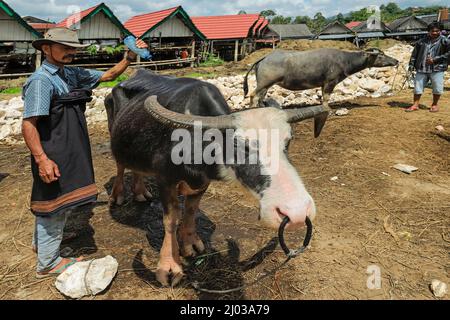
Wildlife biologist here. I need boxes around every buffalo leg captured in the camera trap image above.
[250,87,269,108]
[110,162,125,205]
[322,83,337,112]
[156,185,184,287]
[179,187,208,257]
[132,173,152,202]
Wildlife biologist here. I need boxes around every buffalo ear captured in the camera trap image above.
[314,112,328,138]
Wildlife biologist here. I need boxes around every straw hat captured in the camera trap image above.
[33,27,90,50]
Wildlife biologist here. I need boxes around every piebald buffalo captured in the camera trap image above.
[105,69,328,286]
[244,48,399,109]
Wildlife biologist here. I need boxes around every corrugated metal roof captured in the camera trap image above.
[356,32,385,38]
[192,14,260,40]
[268,24,313,38]
[124,7,178,38]
[55,4,99,28]
[387,31,428,36]
[318,34,354,39]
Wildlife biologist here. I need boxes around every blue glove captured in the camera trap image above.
[124,36,152,61]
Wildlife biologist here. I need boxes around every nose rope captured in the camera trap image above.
[190,216,312,294]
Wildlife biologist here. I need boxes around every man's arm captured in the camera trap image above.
[99,39,148,83]
[22,117,60,184]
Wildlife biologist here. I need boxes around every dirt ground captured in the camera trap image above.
[0,85,448,300]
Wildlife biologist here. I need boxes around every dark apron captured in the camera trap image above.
[30,88,98,216]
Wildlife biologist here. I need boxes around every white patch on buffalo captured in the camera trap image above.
[231,107,316,230]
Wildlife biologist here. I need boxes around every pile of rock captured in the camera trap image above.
[0,96,23,143]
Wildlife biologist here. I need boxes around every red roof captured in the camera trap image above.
[124,7,179,38]
[192,14,261,40]
[345,21,362,29]
[252,17,269,35]
[257,19,269,35]
[29,23,56,31]
[55,4,99,28]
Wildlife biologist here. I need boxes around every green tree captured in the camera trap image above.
[294,15,311,25]
[312,12,327,32]
[271,15,292,24]
[238,10,247,15]
[260,10,276,18]
[336,13,345,23]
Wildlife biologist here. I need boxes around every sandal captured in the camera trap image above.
[405,106,419,112]
[429,106,439,113]
[35,257,83,279]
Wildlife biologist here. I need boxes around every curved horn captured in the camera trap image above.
[284,104,329,138]
[144,95,235,130]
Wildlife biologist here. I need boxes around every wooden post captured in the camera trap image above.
[210,41,214,55]
[234,40,239,62]
[136,55,141,65]
[190,40,196,67]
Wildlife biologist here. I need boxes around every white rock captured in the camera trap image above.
[330,176,338,181]
[5,109,22,119]
[379,85,392,94]
[359,79,385,93]
[430,280,447,298]
[368,69,377,77]
[55,255,118,299]
[343,79,352,86]
[393,164,418,174]
[335,108,349,116]
[371,92,382,98]
[0,125,12,140]
[435,125,445,132]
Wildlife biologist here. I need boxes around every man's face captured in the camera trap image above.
[429,27,441,39]
[42,43,77,64]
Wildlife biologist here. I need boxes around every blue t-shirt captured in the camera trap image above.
[22,60,104,119]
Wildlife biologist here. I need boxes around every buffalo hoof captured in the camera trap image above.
[109,194,125,206]
[180,233,205,257]
[156,258,185,287]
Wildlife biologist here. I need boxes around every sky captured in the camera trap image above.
[6,0,448,23]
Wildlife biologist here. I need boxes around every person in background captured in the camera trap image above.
[406,22,450,112]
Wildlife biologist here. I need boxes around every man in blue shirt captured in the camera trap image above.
[406,22,450,112]
[21,27,147,278]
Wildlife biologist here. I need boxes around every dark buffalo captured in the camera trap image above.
[105,69,328,286]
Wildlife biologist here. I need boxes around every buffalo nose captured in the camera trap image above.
[276,200,312,225]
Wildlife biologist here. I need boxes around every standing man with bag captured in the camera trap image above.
[406,22,450,112]
[21,27,148,278]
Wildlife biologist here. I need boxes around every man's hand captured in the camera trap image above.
[126,39,148,61]
[36,155,61,184]
[426,56,434,65]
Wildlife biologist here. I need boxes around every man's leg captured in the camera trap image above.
[429,72,444,112]
[406,72,426,111]
[35,211,67,272]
